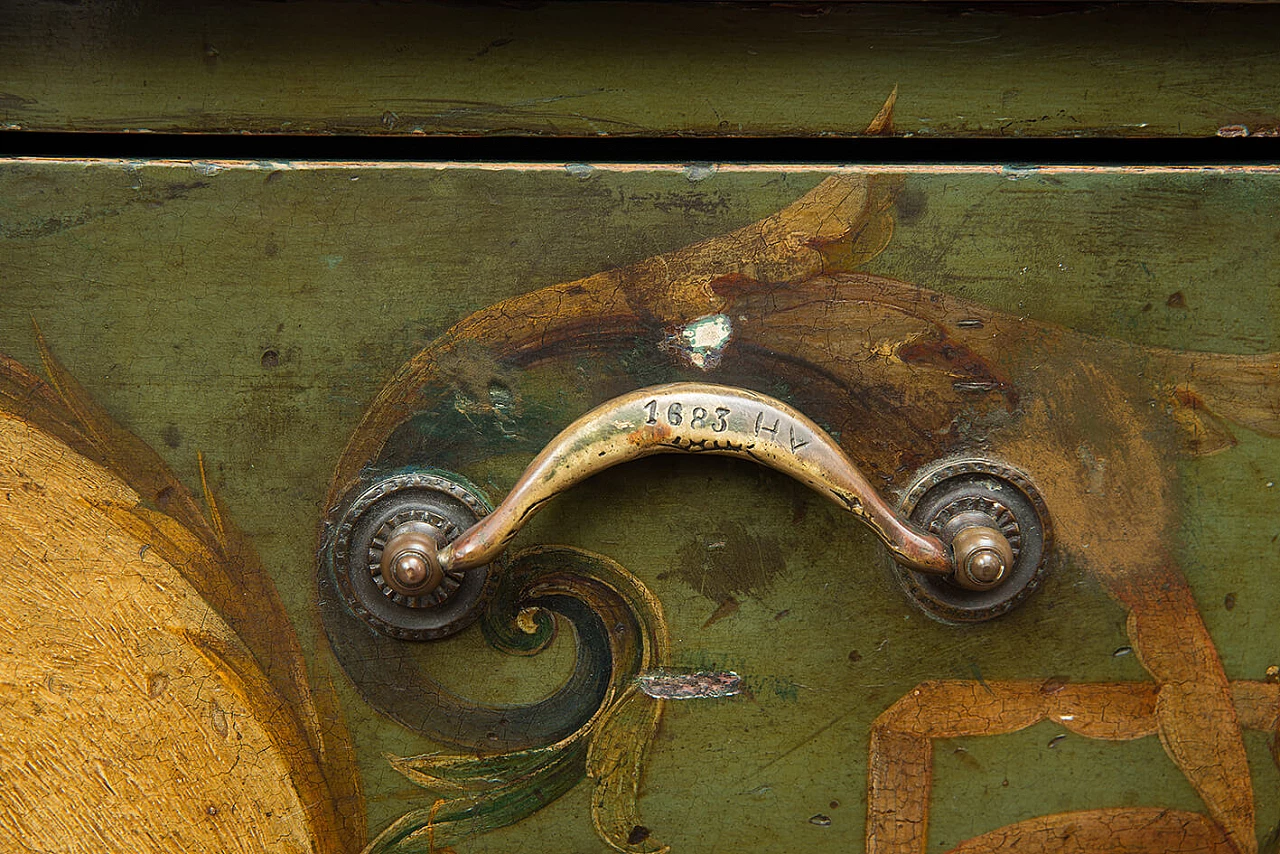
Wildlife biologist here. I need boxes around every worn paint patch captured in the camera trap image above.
[671,312,732,370]
[191,161,222,177]
[684,163,716,183]
[702,595,740,629]
[666,521,784,603]
[637,668,741,700]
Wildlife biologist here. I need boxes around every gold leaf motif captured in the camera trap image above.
[0,345,365,853]
[587,686,670,854]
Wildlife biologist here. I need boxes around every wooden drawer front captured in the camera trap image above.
[0,159,1277,854]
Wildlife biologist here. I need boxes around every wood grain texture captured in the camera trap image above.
[3,1,1280,138]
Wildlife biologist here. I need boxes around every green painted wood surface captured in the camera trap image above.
[1,161,1278,852]
[3,2,1280,139]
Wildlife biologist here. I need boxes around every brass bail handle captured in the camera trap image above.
[428,382,1013,591]
[424,384,1013,591]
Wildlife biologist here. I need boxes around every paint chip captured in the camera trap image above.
[146,672,169,699]
[209,699,228,737]
[515,608,541,634]
[637,668,741,700]
[672,313,733,370]
[684,163,717,182]
[1039,675,1069,695]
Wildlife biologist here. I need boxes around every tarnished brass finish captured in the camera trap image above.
[894,459,1051,623]
[950,525,1015,591]
[381,522,445,596]
[438,382,959,577]
[328,471,493,641]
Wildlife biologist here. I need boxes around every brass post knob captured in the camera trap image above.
[380,522,445,596]
[325,472,493,640]
[950,525,1016,591]
[893,458,1052,623]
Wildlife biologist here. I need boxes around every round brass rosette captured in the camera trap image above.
[893,459,1052,623]
[324,471,496,640]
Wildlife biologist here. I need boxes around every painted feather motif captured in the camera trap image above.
[0,329,364,853]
